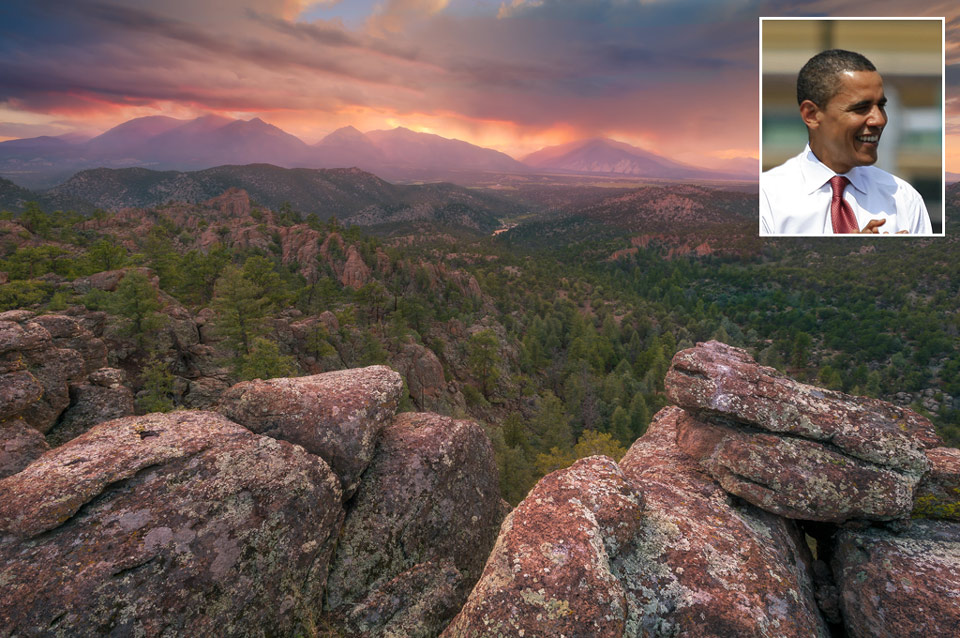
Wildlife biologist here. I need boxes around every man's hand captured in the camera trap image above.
[858,219,886,233]
[857,219,909,234]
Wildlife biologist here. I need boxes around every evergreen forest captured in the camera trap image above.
[2,196,958,504]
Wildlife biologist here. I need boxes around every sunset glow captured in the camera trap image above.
[0,0,957,169]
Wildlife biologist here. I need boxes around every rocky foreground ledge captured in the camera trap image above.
[1,366,505,637]
[446,341,960,638]
[2,340,959,637]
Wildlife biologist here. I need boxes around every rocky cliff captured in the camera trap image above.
[2,340,958,636]
[1,365,505,637]
[446,341,960,637]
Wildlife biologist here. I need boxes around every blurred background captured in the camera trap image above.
[761,19,943,234]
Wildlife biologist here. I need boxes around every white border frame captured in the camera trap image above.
[758,16,946,237]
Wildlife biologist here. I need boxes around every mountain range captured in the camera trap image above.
[0,116,754,189]
[0,164,524,236]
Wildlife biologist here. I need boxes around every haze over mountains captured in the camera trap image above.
[0,115,754,189]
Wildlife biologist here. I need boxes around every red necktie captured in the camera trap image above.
[829,175,859,234]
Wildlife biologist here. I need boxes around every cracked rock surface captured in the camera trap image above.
[217,365,403,499]
[0,410,344,637]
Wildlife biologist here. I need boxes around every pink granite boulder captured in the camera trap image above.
[217,365,403,498]
[832,519,960,638]
[0,410,343,636]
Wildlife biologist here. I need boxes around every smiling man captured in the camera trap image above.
[760,49,932,235]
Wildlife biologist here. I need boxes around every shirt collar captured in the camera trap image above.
[798,144,868,195]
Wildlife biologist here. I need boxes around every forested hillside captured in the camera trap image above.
[2,190,957,503]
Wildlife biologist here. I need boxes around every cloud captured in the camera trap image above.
[0,0,957,166]
[366,0,450,35]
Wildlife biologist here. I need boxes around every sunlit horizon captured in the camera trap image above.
[0,1,955,172]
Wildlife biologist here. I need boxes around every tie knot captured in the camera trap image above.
[829,175,850,197]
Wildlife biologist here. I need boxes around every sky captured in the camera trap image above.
[0,0,958,170]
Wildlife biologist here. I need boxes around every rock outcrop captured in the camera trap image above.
[666,341,941,523]
[0,312,127,474]
[447,341,959,637]
[325,412,506,637]
[0,410,344,636]
[619,407,829,637]
[3,337,958,637]
[341,244,372,289]
[0,418,49,479]
[443,456,646,638]
[46,367,136,447]
[217,365,403,499]
[832,519,960,638]
[913,446,960,520]
[393,343,446,407]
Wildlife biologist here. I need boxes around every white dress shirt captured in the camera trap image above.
[760,145,932,235]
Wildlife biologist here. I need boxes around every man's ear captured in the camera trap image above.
[799,100,821,130]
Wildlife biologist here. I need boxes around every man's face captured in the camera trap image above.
[805,70,887,174]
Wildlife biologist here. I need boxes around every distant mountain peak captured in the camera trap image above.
[522,137,737,180]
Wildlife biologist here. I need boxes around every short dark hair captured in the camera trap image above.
[797,49,877,107]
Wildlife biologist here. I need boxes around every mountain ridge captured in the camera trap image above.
[1,115,751,188]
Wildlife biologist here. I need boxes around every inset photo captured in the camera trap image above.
[760,18,944,236]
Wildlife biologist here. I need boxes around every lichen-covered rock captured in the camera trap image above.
[332,560,464,638]
[27,314,107,375]
[183,376,231,409]
[88,366,126,388]
[0,410,344,636]
[392,343,445,407]
[666,341,939,474]
[675,411,919,522]
[618,407,829,637]
[443,456,647,638]
[0,314,110,434]
[19,346,86,433]
[913,447,960,520]
[0,369,43,421]
[340,244,372,289]
[325,412,505,637]
[45,374,136,447]
[0,319,50,354]
[833,519,960,638]
[217,365,403,498]
[0,418,49,479]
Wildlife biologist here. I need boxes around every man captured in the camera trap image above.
[760,49,932,235]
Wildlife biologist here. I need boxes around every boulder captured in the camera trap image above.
[331,560,463,638]
[19,346,86,433]
[0,418,49,479]
[165,304,201,350]
[393,343,445,407]
[665,341,939,473]
[182,376,231,409]
[340,245,372,289]
[913,447,960,520]
[0,315,110,433]
[325,412,505,637]
[26,315,107,374]
[442,456,645,638]
[0,369,43,421]
[674,411,919,522]
[89,366,127,388]
[217,366,403,499]
[832,519,960,638]
[664,341,941,522]
[618,407,829,637]
[46,373,136,448]
[0,319,50,354]
[0,410,343,636]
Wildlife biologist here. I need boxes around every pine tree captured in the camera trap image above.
[109,271,167,347]
[236,337,298,381]
[212,265,272,356]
